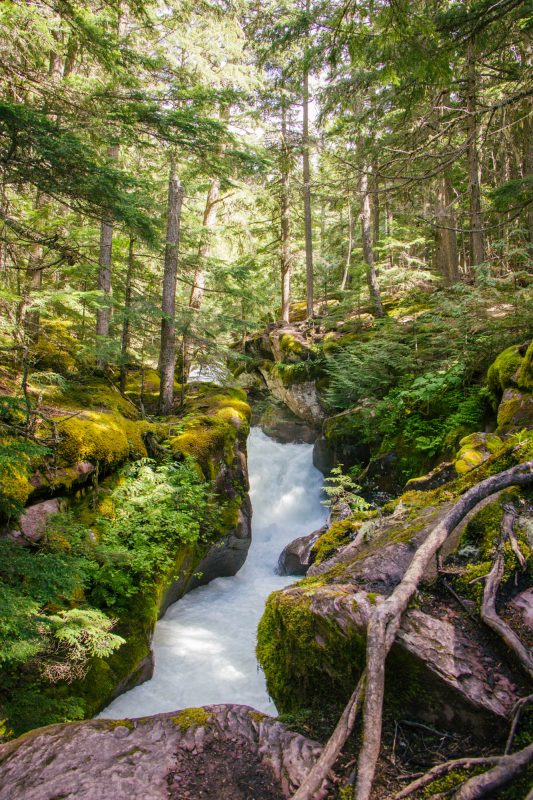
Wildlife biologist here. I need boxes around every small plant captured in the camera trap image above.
[322,464,371,515]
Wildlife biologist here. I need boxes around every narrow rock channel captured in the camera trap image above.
[99,427,328,718]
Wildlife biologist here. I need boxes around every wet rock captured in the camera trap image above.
[254,400,317,444]
[278,526,326,575]
[313,435,334,475]
[0,705,326,800]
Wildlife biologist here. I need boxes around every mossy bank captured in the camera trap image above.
[0,370,252,738]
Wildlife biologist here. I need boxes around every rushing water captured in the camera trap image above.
[99,427,328,718]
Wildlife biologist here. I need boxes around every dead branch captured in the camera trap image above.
[452,741,533,799]
[480,509,533,680]
[290,676,365,800]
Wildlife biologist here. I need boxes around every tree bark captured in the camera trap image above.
[281,100,292,322]
[466,37,484,268]
[360,167,384,317]
[119,237,135,394]
[302,0,314,318]
[395,746,533,799]
[189,176,220,312]
[159,156,184,415]
[340,201,354,290]
[25,191,47,342]
[435,172,459,284]
[96,144,119,369]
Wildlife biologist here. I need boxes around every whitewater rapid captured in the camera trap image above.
[99,426,328,718]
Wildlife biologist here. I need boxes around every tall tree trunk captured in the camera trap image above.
[96,144,119,369]
[280,101,292,322]
[435,173,459,284]
[360,167,384,317]
[25,191,47,342]
[466,37,484,268]
[119,237,135,394]
[524,97,533,245]
[371,160,380,246]
[302,0,314,318]
[189,176,220,311]
[159,156,184,415]
[340,201,354,290]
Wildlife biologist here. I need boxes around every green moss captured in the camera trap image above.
[0,464,31,517]
[257,588,367,713]
[496,388,533,433]
[55,411,152,468]
[105,718,135,731]
[453,493,532,602]
[172,707,211,731]
[312,519,360,565]
[517,341,533,391]
[487,344,524,397]
[280,333,306,357]
[249,710,267,723]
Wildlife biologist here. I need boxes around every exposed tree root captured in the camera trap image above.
[452,741,533,799]
[290,677,365,800]
[480,509,533,680]
[394,755,508,799]
[394,742,533,799]
[505,694,533,755]
[289,459,533,800]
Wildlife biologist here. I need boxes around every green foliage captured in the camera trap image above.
[321,465,371,514]
[0,455,214,733]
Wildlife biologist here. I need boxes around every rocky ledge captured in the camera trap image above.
[258,435,533,737]
[0,705,325,800]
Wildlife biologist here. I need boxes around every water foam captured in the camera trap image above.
[99,427,327,718]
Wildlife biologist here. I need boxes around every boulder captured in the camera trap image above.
[258,364,325,425]
[454,433,503,475]
[7,497,65,543]
[278,526,326,576]
[496,387,533,433]
[0,704,325,800]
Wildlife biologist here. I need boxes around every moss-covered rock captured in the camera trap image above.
[487,340,532,398]
[496,387,533,434]
[454,432,503,475]
[258,440,532,733]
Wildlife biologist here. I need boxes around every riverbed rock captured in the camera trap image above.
[0,705,326,800]
[278,526,326,575]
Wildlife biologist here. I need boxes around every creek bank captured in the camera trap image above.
[0,372,253,736]
[0,705,325,800]
[258,353,533,741]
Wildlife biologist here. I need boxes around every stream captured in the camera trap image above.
[99,426,328,718]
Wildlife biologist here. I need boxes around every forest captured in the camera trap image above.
[0,0,532,799]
